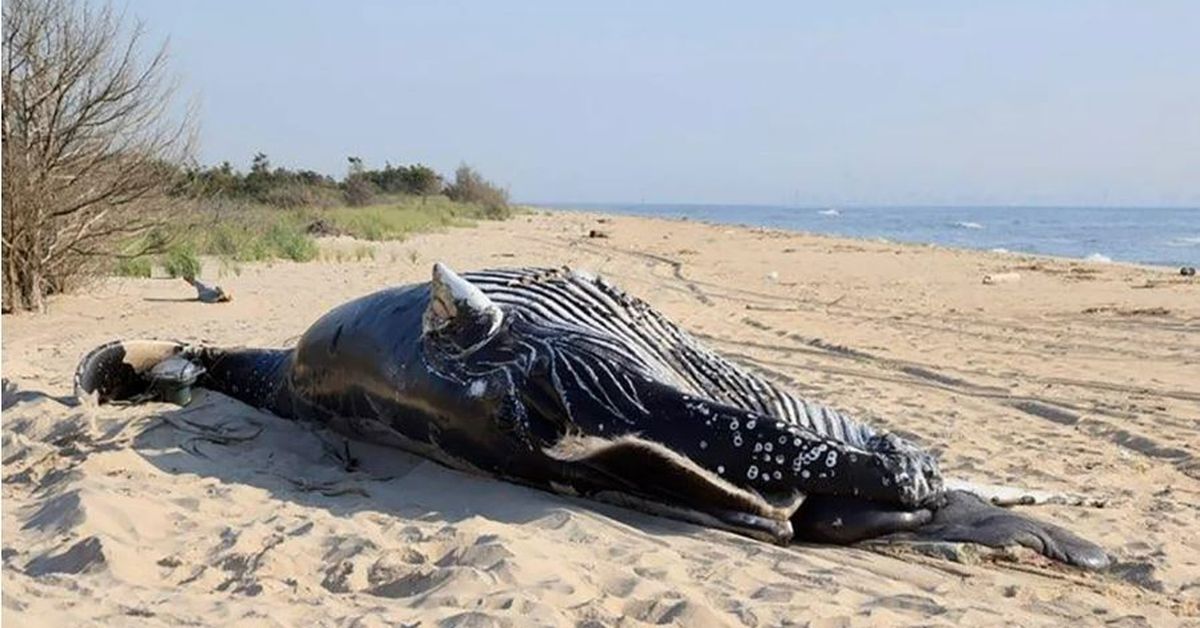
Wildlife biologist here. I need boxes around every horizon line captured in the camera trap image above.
[522,201,1200,211]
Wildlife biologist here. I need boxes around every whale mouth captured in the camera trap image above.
[544,433,804,543]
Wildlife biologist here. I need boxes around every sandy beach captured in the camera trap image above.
[3,210,1197,626]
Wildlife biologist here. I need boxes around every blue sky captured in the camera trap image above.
[127,1,1198,206]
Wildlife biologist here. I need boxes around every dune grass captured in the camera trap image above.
[113,256,154,278]
[318,195,502,241]
[113,195,514,277]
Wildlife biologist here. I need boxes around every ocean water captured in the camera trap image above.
[550,204,1199,268]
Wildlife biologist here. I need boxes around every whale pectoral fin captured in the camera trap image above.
[74,340,190,404]
[792,491,1110,570]
[423,262,503,354]
[889,490,1111,570]
[544,433,801,543]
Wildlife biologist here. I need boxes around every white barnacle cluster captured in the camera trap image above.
[690,406,862,490]
[785,440,837,482]
[802,442,828,465]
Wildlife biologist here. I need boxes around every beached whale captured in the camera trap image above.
[74,263,1109,569]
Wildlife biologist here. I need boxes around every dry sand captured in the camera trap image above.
[3,210,1198,626]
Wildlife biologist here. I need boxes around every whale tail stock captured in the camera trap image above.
[74,339,292,413]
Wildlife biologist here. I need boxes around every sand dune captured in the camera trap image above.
[3,210,1198,626]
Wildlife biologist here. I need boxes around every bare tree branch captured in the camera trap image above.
[3,0,195,312]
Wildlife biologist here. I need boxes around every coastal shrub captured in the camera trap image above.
[360,163,444,197]
[445,164,510,217]
[164,247,202,279]
[343,176,377,207]
[261,182,342,209]
[114,257,154,278]
[204,222,272,261]
[400,164,443,197]
[264,223,318,262]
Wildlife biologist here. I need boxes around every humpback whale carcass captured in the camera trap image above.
[75,264,1109,569]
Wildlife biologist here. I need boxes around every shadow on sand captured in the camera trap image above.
[126,389,709,539]
[2,379,79,411]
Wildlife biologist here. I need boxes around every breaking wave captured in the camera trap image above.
[1165,235,1200,248]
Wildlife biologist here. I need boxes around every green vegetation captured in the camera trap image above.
[1,0,515,311]
[101,156,519,277]
[163,247,202,279]
[445,164,510,217]
[111,154,517,281]
[114,257,154,278]
[319,195,505,241]
[264,222,319,262]
[112,194,515,277]
[178,154,505,213]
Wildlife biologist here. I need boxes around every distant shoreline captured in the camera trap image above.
[533,203,1199,270]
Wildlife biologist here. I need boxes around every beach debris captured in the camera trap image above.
[1181,266,1196,277]
[982,272,1021,285]
[745,304,802,312]
[1082,306,1170,317]
[184,277,232,303]
[765,271,779,283]
[587,229,609,239]
[943,478,1109,508]
[1129,275,1199,289]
